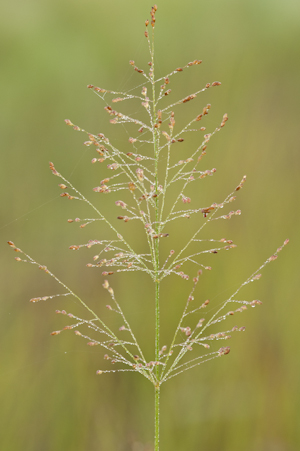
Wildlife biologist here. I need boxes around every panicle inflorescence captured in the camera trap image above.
[8,5,288,390]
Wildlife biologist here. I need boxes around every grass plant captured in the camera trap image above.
[8,5,288,450]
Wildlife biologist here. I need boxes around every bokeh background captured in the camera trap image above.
[1,0,299,450]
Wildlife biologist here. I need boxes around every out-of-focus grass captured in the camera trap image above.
[1,1,299,450]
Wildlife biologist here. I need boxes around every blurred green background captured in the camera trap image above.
[1,0,299,450]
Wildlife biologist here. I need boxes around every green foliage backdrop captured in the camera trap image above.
[1,1,299,450]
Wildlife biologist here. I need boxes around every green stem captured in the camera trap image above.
[151,23,161,451]
[154,385,160,451]
[150,22,160,378]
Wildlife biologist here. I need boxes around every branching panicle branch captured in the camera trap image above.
[8,6,288,451]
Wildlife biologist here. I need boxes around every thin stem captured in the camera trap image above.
[151,20,161,451]
[154,386,160,451]
[151,23,160,380]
